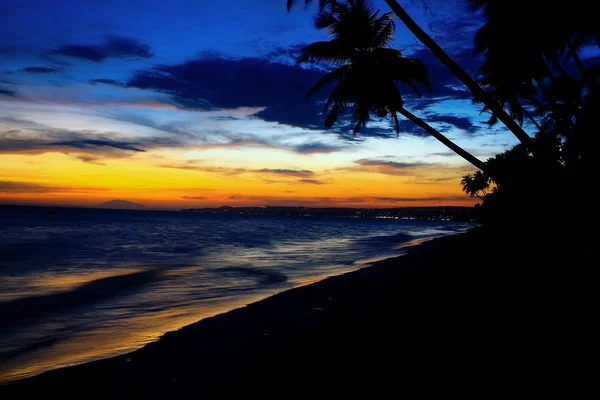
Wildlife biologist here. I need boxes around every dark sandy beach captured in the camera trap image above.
[2,226,593,395]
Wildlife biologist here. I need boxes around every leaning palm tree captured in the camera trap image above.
[299,0,486,171]
[287,0,535,149]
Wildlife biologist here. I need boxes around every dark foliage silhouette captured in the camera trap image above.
[463,1,600,247]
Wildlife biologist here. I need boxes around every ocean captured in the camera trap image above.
[0,206,472,383]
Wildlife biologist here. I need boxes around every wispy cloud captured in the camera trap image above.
[89,78,125,87]
[291,141,347,154]
[50,35,152,62]
[22,66,61,74]
[160,163,318,179]
[0,89,16,97]
[210,193,471,207]
[352,158,437,176]
[297,179,324,185]
[257,169,313,178]
[0,180,105,193]
[159,163,246,175]
[0,118,180,161]
[104,113,348,155]
[374,195,469,203]
[50,139,145,152]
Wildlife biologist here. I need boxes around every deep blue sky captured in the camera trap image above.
[0,0,485,107]
[1,1,597,208]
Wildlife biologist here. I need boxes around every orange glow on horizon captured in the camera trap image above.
[0,149,478,209]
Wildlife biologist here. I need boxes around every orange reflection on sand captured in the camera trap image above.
[0,291,270,384]
[294,275,328,288]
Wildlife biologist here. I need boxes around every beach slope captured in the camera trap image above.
[2,226,591,394]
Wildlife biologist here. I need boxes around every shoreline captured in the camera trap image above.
[2,225,591,394]
[0,225,468,384]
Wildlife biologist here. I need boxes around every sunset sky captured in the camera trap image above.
[0,0,543,209]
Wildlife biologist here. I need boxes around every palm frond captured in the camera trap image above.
[298,41,351,65]
[351,101,370,133]
[370,15,395,49]
[324,78,351,114]
[286,0,320,11]
[315,11,338,30]
[306,66,349,98]
[325,100,347,128]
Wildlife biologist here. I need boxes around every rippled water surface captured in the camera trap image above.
[0,206,472,382]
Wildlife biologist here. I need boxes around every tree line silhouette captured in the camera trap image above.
[290,0,599,244]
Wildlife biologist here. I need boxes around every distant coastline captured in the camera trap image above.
[0,204,475,222]
[181,205,475,222]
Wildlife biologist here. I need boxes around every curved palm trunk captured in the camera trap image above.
[383,0,534,149]
[565,38,595,94]
[397,108,487,171]
[566,39,587,77]
[522,107,545,133]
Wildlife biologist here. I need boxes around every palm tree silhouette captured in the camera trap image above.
[299,0,486,171]
[287,0,535,149]
[461,170,490,201]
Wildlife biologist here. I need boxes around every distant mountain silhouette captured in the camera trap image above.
[96,200,146,210]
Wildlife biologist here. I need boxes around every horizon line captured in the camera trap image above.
[0,203,475,211]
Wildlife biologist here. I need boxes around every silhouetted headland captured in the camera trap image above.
[97,199,146,210]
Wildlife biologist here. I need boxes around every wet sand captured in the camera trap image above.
[2,226,592,395]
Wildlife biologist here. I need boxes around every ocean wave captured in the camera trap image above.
[0,335,63,360]
[354,232,413,247]
[220,267,288,285]
[0,269,161,324]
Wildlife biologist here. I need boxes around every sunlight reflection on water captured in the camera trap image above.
[0,207,472,383]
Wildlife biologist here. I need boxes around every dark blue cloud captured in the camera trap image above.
[50,36,152,62]
[22,66,61,74]
[89,78,125,87]
[397,121,429,136]
[0,88,16,97]
[291,141,348,153]
[126,55,327,129]
[403,48,483,104]
[263,43,309,65]
[123,48,486,139]
[426,115,477,133]
[356,159,431,169]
